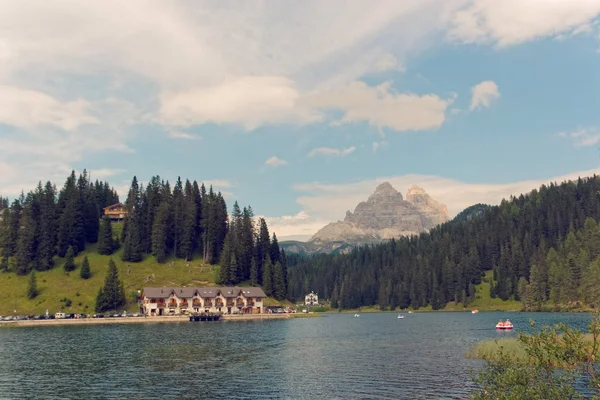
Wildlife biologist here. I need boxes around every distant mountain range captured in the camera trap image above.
[280,182,450,255]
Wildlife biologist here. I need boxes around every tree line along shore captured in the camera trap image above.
[3,172,600,315]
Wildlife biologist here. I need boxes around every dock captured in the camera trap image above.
[189,312,221,322]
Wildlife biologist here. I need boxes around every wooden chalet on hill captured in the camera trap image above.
[103,203,127,221]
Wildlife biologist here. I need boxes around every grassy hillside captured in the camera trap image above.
[0,244,218,316]
[442,270,522,312]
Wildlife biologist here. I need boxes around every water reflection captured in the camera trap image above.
[0,312,592,399]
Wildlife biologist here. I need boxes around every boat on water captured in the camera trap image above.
[471,309,479,314]
[495,319,513,330]
[408,311,413,314]
[397,314,404,319]
[354,314,360,318]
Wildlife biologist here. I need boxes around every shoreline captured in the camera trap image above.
[0,313,306,328]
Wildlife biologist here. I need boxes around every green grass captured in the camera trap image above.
[442,270,522,312]
[468,333,599,363]
[467,337,527,361]
[0,244,218,315]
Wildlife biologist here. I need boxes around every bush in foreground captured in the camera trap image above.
[472,315,600,399]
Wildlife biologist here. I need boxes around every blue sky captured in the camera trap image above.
[1,1,600,240]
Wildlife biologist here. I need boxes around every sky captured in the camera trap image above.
[1,0,600,241]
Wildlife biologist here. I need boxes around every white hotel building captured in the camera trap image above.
[141,286,266,316]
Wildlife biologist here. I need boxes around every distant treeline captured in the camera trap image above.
[288,176,600,310]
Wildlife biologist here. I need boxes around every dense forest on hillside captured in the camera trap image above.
[288,176,600,310]
[0,171,288,300]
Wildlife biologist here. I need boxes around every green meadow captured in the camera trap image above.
[0,244,218,315]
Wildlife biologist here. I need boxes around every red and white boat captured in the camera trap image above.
[495,319,513,330]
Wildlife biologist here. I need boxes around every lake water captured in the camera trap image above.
[0,312,593,399]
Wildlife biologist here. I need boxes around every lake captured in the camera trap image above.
[0,312,593,399]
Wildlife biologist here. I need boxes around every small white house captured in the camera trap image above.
[304,291,319,306]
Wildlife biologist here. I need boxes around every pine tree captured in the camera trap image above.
[218,232,232,285]
[98,216,115,255]
[270,233,281,264]
[280,249,288,299]
[96,259,125,312]
[582,258,600,307]
[192,181,203,255]
[0,255,8,273]
[172,177,184,258]
[273,261,285,300]
[80,256,91,279]
[256,218,270,284]
[78,170,100,243]
[121,211,143,262]
[95,288,107,313]
[331,284,339,308]
[57,171,85,256]
[15,204,37,275]
[547,248,563,304]
[121,177,143,262]
[5,199,22,257]
[563,231,581,303]
[250,257,258,286]
[64,246,76,272]
[517,277,529,307]
[152,202,170,263]
[229,254,238,285]
[27,271,38,299]
[263,256,273,296]
[35,181,57,271]
[527,263,545,309]
[180,180,196,261]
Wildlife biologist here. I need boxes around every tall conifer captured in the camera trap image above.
[80,256,91,279]
[27,271,38,299]
[98,216,115,255]
[64,246,76,272]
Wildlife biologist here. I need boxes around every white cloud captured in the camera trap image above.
[0,1,597,140]
[87,169,126,179]
[265,156,288,167]
[0,85,98,131]
[202,180,232,189]
[372,54,406,73]
[308,146,356,158]
[0,96,141,196]
[167,130,197,140]
[558,127,600,147]
[372,141,388,153]
[1,1,599,200]
[261,211,330,240]
[0,1,453,89]
[160,76,319,130]
[470,80,500,110]
[448,1,600,47]
[265,168,600,238]
[301,81,453,132]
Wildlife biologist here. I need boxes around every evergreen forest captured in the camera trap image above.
[287,176,600,310]
[0,171,288,301]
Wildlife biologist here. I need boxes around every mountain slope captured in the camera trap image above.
[0,245,218,315]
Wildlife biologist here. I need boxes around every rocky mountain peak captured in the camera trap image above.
[375,182,396,194]
[367,182,403,203]
[310,182,449,245]
[406,184,426,196]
